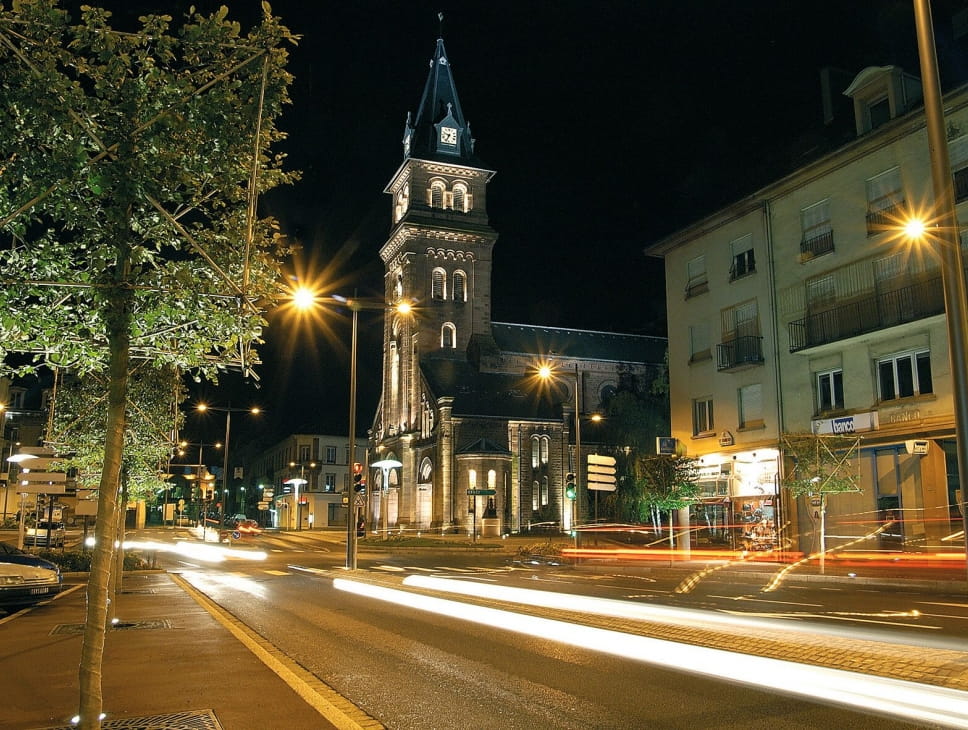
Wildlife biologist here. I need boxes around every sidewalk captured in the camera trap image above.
[0,571,365,730]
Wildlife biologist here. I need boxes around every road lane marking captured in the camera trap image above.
[171,573,381,730]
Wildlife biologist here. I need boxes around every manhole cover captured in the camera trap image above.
[39,709,222,729]
[51,619,171,635]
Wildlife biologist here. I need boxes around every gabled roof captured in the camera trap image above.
[456,438,512,456]
[491,322,667,364]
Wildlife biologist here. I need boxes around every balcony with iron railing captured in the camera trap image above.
[788,274,945,352]
[716,335,764,371]
[800,229,835,260]
[865,201,906,235]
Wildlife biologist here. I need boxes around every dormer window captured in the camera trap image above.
[844,66,923,137]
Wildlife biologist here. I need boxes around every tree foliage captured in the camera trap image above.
[0,3,297,726]
[48,365,185,499]
[782,432,861,498]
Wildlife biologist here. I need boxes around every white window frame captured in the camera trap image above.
[729,234,755,280]
[877,349,933,401]
[693,397,714,436]
[816,368,844,412]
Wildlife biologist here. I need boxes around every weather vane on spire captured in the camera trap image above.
[438,12,444,39]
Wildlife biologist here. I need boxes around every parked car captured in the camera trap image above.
[0,541,63,609]
[24,521,66,547]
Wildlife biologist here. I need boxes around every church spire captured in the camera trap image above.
[403,33,478,163]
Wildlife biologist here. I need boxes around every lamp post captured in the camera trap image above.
[2,438,20,522]
[911,0,968,581]
[7,452,36,550]
[175,439,220,529]
[291,288,412,570]
[196,403,260,524]
[538,361,583,530]
[287,461,316,530]
[372,458,402,541]
[283,476,307,530]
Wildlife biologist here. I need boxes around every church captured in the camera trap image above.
[366,36,666,536]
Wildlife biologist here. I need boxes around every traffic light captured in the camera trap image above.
[353,462,365,492]
[565,472,576,500]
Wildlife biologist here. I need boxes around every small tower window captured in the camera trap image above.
[453,183,467,212]
[441,322,456,348]
[432,268,446,300]
[430,181,445,208]
[453,270,466,301]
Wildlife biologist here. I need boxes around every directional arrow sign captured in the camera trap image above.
[586,454,617,491]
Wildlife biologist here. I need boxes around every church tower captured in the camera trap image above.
[379,37,497,438]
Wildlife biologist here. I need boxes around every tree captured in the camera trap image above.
[0,3,296,726]
[631,454,700,546]
[782,432,861,570]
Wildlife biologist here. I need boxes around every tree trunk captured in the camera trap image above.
[77,286,133,730]
[108,474,128,628]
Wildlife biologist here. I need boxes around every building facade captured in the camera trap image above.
[368,37,667,536]
[247,433,366,529]
[649,65,968,554]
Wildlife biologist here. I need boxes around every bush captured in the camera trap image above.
[34,549,151,572]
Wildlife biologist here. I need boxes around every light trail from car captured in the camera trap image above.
[335,576,968,728]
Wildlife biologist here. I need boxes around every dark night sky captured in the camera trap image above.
[77,1,968,448]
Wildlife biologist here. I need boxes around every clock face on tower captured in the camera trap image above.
[440,126,457,145]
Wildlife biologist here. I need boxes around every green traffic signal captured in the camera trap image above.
[565,472,576,500]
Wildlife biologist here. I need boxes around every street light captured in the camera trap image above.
[538,360,583,530]
[2,438,20,522]
[287,461,317,530]
[175,439,220,529]
[6,452,36,550]
[292,287,412,569]
[282,476,307,530]
[909,0,968,582]
[195,403,260,523]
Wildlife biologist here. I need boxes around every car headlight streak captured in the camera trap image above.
[334,577,968,728]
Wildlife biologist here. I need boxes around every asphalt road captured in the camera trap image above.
[141,528,963,728]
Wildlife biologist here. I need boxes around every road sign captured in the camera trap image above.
[587,454,617,491]
[263,490,274,499]
[258,501,270,510]
[466,489,496,495]
[355,494,365,507]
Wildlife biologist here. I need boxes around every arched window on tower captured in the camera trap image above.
[540,435,549,465]
[431,268,446,300]
[453,182,467,212]
[453,270,466,301]
[430,180,445,209]
[441,322,456,349]
[531,436,540,469]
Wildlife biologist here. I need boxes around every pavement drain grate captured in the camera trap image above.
[51,619,172,635]
[40,709,223,729]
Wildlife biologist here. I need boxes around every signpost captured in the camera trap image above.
[587,454,617,523]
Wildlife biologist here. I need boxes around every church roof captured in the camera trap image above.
[421,358,560,421]
[491,322,667,364]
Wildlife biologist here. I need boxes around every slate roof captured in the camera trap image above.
[491,322,667,364]
[421,357,560,421]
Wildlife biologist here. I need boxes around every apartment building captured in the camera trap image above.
[649,65,968,555]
